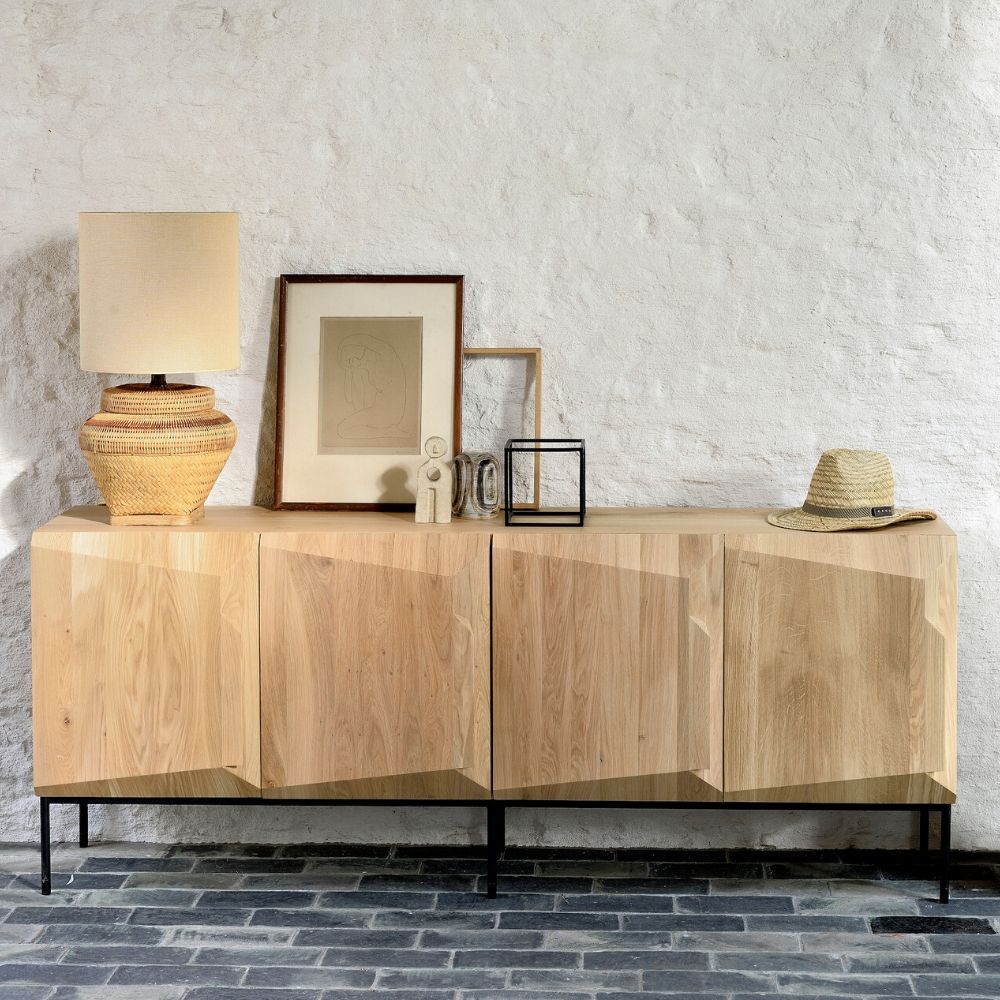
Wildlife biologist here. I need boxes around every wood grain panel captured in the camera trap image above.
[492,532,723,801]
[724,532,957,803]
[260,532,490,799]
[32,531,260,797]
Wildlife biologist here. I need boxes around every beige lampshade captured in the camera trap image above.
[79,212,240,374]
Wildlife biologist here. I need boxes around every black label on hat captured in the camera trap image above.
[871,506,893,518]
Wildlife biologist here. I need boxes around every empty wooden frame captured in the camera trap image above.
[463,347,542,509]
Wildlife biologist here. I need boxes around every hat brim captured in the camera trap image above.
[766,507,937,532]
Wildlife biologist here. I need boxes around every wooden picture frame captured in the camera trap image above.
[463,347,542,510]
[274,275,464,510]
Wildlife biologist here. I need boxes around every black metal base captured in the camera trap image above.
[37,797,952,903]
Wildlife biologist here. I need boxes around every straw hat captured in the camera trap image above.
[767,449,936,532]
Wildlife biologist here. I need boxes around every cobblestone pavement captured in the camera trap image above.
[0,842,998,998]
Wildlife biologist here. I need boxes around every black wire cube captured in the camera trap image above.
[504,438,586,526]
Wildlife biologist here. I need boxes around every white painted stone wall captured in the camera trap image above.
[2,0,998,851]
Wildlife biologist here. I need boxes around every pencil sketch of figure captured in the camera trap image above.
[319,317,422,455]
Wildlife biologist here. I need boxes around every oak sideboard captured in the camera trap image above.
[31,506,957,898]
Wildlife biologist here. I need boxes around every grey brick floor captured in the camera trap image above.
[0,842,999,998]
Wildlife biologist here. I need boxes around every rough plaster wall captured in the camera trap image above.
[1,0,998,850]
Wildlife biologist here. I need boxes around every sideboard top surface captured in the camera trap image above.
[35,506,956,538]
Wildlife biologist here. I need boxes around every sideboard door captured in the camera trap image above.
[724,532,957,803]
[492,532,724,801]
[259,532,491,799]
[32,530,261,797]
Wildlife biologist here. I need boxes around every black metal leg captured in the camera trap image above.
[939,805,951,904]
[919,808,930,854]
[486,803,505,898]
[79,803,88,849]
[40,798,51,896]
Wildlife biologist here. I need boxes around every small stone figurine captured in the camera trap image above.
[415,436,453,524]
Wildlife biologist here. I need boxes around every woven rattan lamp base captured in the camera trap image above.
[79,383,236,525]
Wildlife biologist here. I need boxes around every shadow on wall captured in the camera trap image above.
[0,236,108,840]
[252,278,281,507]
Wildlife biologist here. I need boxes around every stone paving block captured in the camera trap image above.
[317,891,435,910]
[644,970,777,992]
[66,888,199,908]
[9,873,127,890]
[534,861,651,878]
[0,944,64,963]
[130,908,252,926]
[0,925,43,944]
[582,949,709,970]
[37,923,163,945]
[196,890,317,909]
[164,925,297,947]
[647,863,766,879]
[169,844,280,858]
[747,914,870,932]
[677,893,794,913]
[282,844,392,859]
[621,913,744,931]
[715,951,845,972]
[436,892,554,911]
[372,908,495,928]
[124,873,244,890]
[872,916,996,935]
[237,875,361,891]
[292,928,418,948]
[306,858,420,874]
[555,892,675,912]
[0,963,111,985]
[797,895,921,916]
[712,878,834,896]
[920,899,1000,916]
[375,968,506,989]
[323,992,453,1000]
[5,907,129,924]
[460,992,593,1000]
[544,930,673,951]
[193,858,306,874]
[79,858,193,873]
[49,989,188,1000]
[421,858,532,876]
[594,878,710,895]
[62,944,194,965]
[498,911,619,931]
[766,863,883,880]
[672,930,801,952]
[846,952,977,973]
[420,929,544,949]
[507,968,641,991]
[358,874,477,892]
[777,972,916,994]
[800,932,930,954]
[912,974,1000,995]
[322,946,450,968]
[195,945,325,966]
[109,964,245,986]
[186,990,323,1000]
[0,985,51,1000]
[486,876,595,895]
[245,966,378,988]
[249,909,372,929]
[454,948,580,968]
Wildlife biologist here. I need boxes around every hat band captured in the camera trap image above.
[801,501,895,519]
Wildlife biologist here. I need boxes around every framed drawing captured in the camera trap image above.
[463,347,542,510]
[274,275,463,510]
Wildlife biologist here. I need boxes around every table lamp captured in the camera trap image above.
[77,212,240,524]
